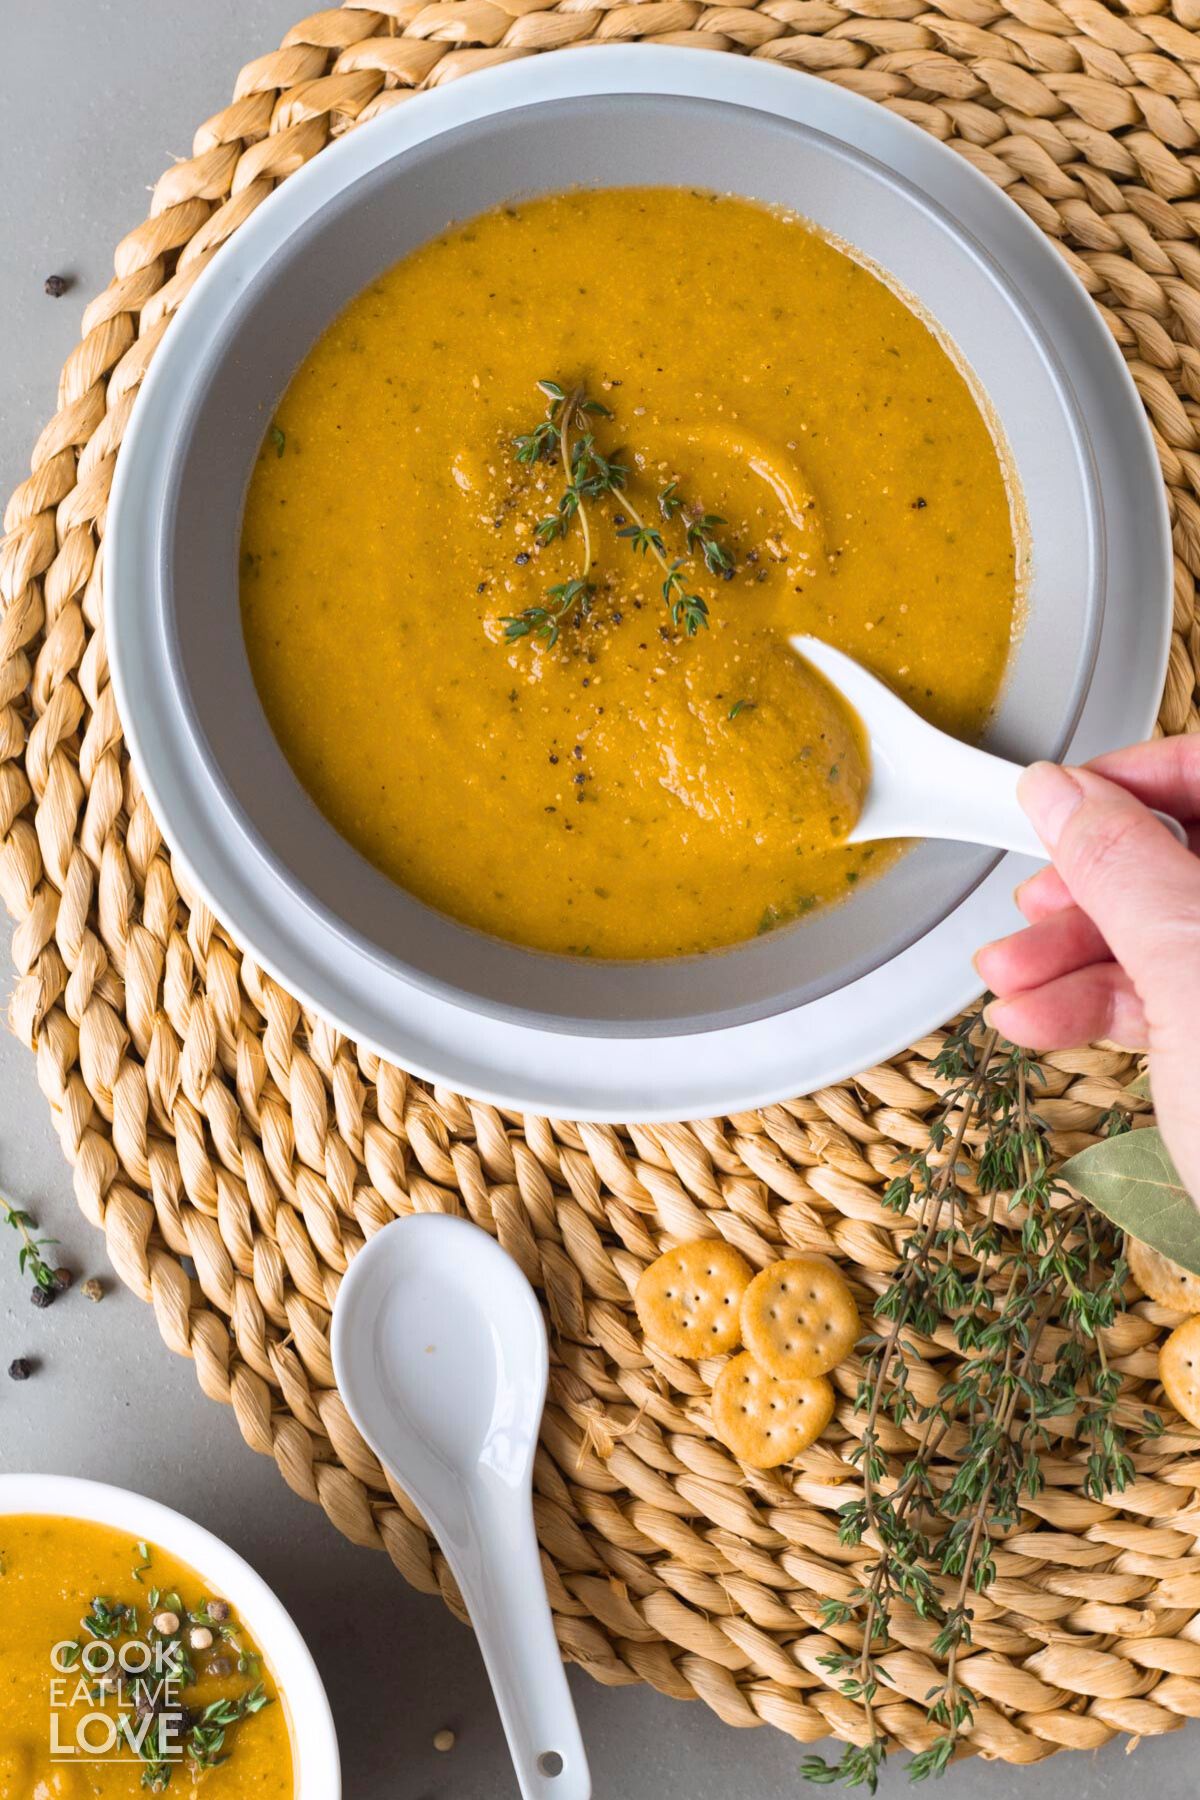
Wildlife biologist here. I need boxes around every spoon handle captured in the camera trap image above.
[454,1483,590,1800]
[859,728,1187,860]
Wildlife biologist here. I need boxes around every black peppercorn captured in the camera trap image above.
[8,1357,32,1380]
[44,274,69,297]
[30,1283,55,1308]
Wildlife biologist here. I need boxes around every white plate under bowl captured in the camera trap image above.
[106,48,1170,1121]
[0,1473,340,1795]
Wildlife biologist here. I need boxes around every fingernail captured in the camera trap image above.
[972,941,997,980]
[1017,762,1083,852]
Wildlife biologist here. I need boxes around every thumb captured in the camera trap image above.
[1016,763,1200,1019]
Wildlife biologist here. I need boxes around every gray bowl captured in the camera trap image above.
[109,50,1168,1051]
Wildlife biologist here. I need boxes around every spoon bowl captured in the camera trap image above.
[331,1214,590,1800]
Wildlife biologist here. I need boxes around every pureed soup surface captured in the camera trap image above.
[241,187,1020,959]
[0,1515,293,1796]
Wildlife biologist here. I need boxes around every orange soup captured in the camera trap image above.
[241,187,1019,958]
[0,1516,293,1796]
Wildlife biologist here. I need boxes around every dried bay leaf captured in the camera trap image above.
[1058,1127,1200,1274]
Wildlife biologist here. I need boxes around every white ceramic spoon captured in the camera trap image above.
[792,635,1188,857]
[331,1214,590,1800]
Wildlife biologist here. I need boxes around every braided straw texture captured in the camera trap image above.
[4,0,1200,1767]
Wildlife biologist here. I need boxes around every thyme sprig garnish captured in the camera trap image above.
[188,1683,272,1772]
[1,1191,58,1291]
[53,1588,273,1791]
[802,1010,1137,1792]
[502,380,734,644]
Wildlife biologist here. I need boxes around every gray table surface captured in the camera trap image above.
[0,5,1191,1795]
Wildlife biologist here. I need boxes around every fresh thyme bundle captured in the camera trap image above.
[803,1010,1153,1791]
[503,379,734,645]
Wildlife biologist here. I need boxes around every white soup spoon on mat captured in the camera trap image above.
[792,635,1187,857]
[331,1213,590,1800]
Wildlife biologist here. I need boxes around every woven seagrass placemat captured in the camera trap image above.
[4,0,1200,1768]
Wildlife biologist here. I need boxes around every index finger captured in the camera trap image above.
[1085,735,1200,822]
[1017,762,1200,1018]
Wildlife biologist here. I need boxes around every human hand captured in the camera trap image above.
[975,737,1200,1202]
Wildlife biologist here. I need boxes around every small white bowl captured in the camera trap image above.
[0,1473,340,1797]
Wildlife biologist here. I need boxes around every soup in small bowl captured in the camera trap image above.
[0,1476,338,1798]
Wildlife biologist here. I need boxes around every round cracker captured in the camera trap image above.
[740,1256,859,1379]
[1127,1237,1200,1312]
[1160,1313,1200,1429]
[711,1351,835,1468]
[635,1239,753,1358]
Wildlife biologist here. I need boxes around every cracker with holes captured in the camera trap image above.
[1160,1313,1200,1429]
[711,1351,834,1468]
[741,1255,859,1379]
[1127,1237,1200,1312]
[635,1239,752,1357]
